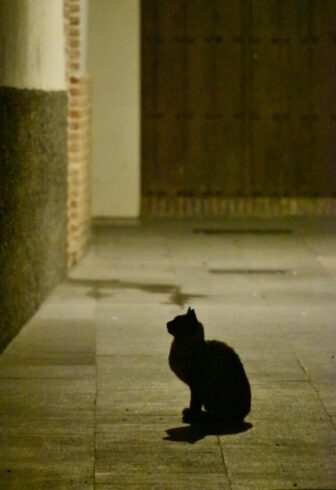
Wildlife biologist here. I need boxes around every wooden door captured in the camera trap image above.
[250,0,336,197]
[141,0,336,210]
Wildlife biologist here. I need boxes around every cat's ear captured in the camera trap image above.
[188,308,197,321]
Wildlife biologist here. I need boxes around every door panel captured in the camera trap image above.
[141,0,336,203]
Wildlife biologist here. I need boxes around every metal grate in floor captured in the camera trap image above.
[208,268,291,275]
[193,228,293,235]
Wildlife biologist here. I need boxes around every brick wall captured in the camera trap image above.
[64,0,91,268]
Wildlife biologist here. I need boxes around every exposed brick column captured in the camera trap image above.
[64,0,91,268]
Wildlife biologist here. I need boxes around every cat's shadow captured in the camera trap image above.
[164,420,253,444]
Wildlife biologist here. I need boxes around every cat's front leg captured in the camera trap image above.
[182,385,203,423]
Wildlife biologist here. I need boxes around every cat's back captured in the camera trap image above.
[203,339,251,419]
[203,339,250,389]
[205,339,241,366]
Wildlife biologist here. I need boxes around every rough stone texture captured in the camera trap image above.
[0,86,68,352]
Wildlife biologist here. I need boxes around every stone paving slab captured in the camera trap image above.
[95,422,218,448]
[46,282,97,307]
[0,432,93,461]
[70,261,176,285]
[97,354,170,377]
[38,303,96,320]
[1,471,93,490]
[221,442,336,487]
[250,381,332,422]
[0,433,94,488]
[0,364,96,379]
[232,478,336,490]
[0,352,96,366]
[314,383,336,417]
[95,442,226,476]
[96,474,230,490]
[96,305,177,356]
[187,303,281,334]
[0,378,95,394]
[96,385,186,420]
[220,414,335,447]
[4,318,96,356]
[0,392,95,418]
[0,416,95,435]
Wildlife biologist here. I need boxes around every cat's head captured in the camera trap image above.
[167,307,204,340]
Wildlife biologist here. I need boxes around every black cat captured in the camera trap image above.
[167,308,251,425]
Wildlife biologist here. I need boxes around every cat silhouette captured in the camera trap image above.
[167,308,251,425]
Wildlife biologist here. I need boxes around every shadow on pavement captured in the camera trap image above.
[164,420,253,444]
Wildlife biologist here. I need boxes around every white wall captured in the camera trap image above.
[0,0,66,90]
[80,0,89,73]
[88,0,140,218]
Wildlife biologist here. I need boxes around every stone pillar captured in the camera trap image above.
[0,0,68,351]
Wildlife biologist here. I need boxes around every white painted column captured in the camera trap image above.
[0,0,66,90]
[88,0,140,218]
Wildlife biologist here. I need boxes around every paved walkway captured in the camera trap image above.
[0,218,335,489]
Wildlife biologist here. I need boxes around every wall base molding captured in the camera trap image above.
[142,196,336,218]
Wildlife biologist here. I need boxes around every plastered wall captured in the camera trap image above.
[0,0,66,90]
[88,0,140,218]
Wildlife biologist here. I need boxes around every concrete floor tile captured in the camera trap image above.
[187,304,278,335]
[232,477,336,489]
[96,290,174,305]
[95,443,226,476]
[288,339,335,384]
[0,432,93,460]
[264,290,336,306]
[0,472,93,490]
[38,303,96,320]
[96,302,180,318]
[220,413,335,447]
[97,325,170,355]
[96,413,183,426]
[96,474,230,489]
[96,304,177,355]
[250,381,331,423]
[4,318,96,356]
[95,422,218,448]
[0,432,94,489]
[243,350,308,382]
[67,271,178,305]
[221,442,336,485]
[318,255,336,280]
[0,352,96,366]
[97,372,175,394]
[96,384,186,419]
[47,283,97,307]
[314,383,336,417]
[0,392,95,418]
[70,261,176,284]
[0,378,95,394]
[0,363,95,379]
[97,354,169,377]
[0,416,95,435]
